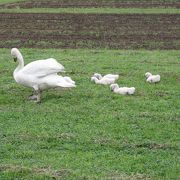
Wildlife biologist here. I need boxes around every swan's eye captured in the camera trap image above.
[14,58,17,62]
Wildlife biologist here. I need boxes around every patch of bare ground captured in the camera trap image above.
[0,164,71,178]
[107,172,151,180]
[92,135,178,151]
[1,0,179,9]
[0,13,179,49]
[1,132,76,143]
[135,143,171,150]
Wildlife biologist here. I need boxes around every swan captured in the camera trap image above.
[11,48,76,102]
[145,72,160,83]
[110,84,135,95]
[93,73,119,80]
[91,76,115,85]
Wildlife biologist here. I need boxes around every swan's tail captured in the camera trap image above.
[57,82,76,88]
[48,75,76,88]
[64,76,75,85]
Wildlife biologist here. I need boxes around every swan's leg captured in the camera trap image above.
[36,90,42,103]
[28,90,37,100]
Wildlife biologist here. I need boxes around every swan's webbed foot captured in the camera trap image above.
[28,95,37,100]
[34,99,41,104]
[28,90,37,100]
[28,89,42,103]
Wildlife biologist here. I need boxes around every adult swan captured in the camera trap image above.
[11,48,76,103]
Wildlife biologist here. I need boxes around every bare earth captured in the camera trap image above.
[0,0,179,49]
[1,0,180,8]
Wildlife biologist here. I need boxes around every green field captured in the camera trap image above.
[0,7,180,14]
[0,49,179,179]
[0,0,180,179]
[0,0,28,4]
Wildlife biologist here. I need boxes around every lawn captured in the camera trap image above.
[0,8,180,14]
[0,0,28,4]
[0,48,179,179]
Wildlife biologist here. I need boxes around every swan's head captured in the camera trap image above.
[110,83,119,91]
[145,72,152,78]
[11,48,20,62]
[156,75,160,79]
[93,73,102,80]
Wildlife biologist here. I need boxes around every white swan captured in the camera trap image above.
[11,48,76,102]
[91,76,115,85]
[93,73,119,80]
[145,72,160,83]
[110,84,135,95]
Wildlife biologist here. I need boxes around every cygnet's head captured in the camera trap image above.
[93,73,102,80]
[91,77,97,82]
[110,83,119,91]
[11,48,19,62]
[129,87,136,94]
[145,72,152,78]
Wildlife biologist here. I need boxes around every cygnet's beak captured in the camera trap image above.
[13,57,17,62]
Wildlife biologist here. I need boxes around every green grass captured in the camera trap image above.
[0,7,180,14]
[1,0,180,4]
[0,0,28,4]
[0,48,179,179]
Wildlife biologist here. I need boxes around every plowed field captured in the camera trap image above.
[0,13,179,49]
[1,0,180,8]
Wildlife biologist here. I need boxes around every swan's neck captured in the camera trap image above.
[14,51,24,74]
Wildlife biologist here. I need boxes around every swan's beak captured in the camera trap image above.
[13,58,17,62]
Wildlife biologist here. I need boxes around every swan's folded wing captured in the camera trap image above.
[21,58,65,77]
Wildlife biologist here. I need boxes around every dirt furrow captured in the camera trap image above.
[1,0,179,9]
[0,13,179,49]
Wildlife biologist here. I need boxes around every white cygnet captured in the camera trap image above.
[91,76,116,85]
[110,84,135,95]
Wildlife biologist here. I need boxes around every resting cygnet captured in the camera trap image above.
[93,73,119,80]
[91,76,116,85]
[110,84,135,95]
[145,72,160,83]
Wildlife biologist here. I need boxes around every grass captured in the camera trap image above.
[0,48,179,179]
[1,0,180,4]
[0,7,180,14]
[0,0,28,4]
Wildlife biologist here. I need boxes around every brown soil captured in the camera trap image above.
[1,0,180,9]
[0,13,179,49]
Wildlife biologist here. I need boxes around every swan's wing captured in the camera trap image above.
[21,58,65,77]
